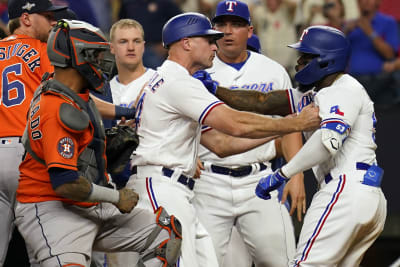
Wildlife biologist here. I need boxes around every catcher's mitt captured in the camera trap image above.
[105,125,139,175]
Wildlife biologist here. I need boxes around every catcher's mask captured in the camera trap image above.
[47,19,115,93]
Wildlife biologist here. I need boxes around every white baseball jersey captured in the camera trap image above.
[132,60,223,176]
[108,68,156,267]
[110,68,156,108]
[199,51,292,166]
[289,74,386,266]
[131,59,222,267]
[194,51,296,267]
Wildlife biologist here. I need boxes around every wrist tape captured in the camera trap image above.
[86,183,120,204]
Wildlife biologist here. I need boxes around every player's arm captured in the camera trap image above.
[200,128,279,158]
[49,168,137,213]
[256,124,350,200]
[202,103,320,139]
[193,70,293,116]
[91,94,136,120]
[215,87,292,116]
[279,132,306,222]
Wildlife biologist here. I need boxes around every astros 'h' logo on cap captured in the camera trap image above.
[225,1,237,12]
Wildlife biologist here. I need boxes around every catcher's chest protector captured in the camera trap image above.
[22,79,108,186]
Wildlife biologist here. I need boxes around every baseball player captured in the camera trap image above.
[129,12,320,267]
[14,19,182,267]
[106,18,157,267]
[193,1,303,266]
[0,1,137,265]
[0,0,67,265]
[256,26,387,266]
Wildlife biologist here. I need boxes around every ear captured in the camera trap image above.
[20,13,32,27]
[110,42,115,55]
[181,37,191,51]
[248,25,254,39]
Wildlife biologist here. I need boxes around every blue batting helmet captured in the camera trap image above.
[288,25,350,85]
[212,0,251,25]
[162,12,224,48]
[247,34,261,53]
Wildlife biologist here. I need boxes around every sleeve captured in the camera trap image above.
[315,86,361,128]
[40,106,81,171]
[165,78,224,124]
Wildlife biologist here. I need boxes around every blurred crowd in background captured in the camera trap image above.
[0,0,399,107]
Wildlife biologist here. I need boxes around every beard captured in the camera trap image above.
[298,82,315,93]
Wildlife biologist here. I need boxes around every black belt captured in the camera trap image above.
[131,166,195,191]
[162,167,195,190]
[210,163,267,177]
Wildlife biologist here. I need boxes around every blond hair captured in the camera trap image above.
[8,18,21,34]
[110,19,145,41]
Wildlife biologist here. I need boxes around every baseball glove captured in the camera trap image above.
[105,125,139,175]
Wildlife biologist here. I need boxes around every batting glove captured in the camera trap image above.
[192,70,218,95]
[255,169,288,200]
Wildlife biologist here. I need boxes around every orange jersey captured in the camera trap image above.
[17,88,106,206]
[0,34,54,137]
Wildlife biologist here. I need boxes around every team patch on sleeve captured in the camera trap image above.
[330,105,344,116]
[57,137,75,159]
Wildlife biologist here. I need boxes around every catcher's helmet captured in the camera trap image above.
[162,12,224,48]
[288,25,350,85]
[47,20,115,92]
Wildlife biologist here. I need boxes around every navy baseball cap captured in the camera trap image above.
[247,34,261,53]
[8,0,68,20]
[212,0,251,25]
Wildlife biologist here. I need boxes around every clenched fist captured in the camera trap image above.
[115,188,139,213]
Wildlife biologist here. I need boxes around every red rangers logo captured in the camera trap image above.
[58,137,75,159]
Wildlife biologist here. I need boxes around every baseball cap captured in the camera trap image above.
[212,0,251,25]
[54,8,77,20]
[8,0,68,20]
[247,34,261,53]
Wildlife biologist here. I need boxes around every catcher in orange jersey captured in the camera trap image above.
[15,19,181,267]
[1,1,136,265]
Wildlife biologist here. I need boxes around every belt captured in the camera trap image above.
[162,167,195,190]
[324,162,382,187]
[0,136,22,144]
[131,166,195,191]
[210,163,267,177]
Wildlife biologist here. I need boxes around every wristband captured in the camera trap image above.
[115,105,136,120]
[86,183,120,204]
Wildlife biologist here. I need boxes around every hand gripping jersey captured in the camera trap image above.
[0,34,54,137]
[199,51,293,165]
[194,51,297,267]
[17,79,108,206]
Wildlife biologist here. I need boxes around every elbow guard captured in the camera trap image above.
[320,121,350,156]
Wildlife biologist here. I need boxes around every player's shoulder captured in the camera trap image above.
[249,51,287,71]
[1,34,45,46]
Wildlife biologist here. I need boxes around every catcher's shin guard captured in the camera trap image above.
[138,207,182,267]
